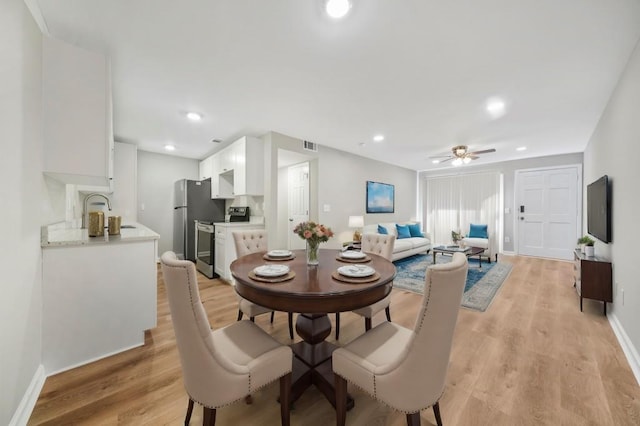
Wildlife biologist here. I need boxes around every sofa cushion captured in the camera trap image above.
[407,222,424,237]
[396,224,411,239]
[377,224,388,235]
[394,239,414,253]
[468,224,488,239]
[463,237,489,249]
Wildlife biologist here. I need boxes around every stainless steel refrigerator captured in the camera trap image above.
[173,179,225,261]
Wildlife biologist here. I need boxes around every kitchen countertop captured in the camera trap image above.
[213,222,265,227]
[41,221,160,247]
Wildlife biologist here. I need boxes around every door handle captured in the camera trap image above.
[520,217,525,220]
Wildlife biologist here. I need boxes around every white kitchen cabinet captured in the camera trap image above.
[211,136,264,199]
[214,223,265,281]
[199,155,213,181]
[232,136,264,196]
[43,36,114,187]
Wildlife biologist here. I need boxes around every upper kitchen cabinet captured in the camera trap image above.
[211,136,264,199]
[43,36,114,187]
[199,155,213,181]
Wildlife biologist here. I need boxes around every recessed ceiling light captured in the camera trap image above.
[164,144,176,151]
[186,112,202,121]
[373,134,385,142]
[485,98,506,118]
[326,0,351,19]
[516,146,527,151]
[432,159,440,164]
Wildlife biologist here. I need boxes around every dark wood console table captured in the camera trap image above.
[573,249,612,315]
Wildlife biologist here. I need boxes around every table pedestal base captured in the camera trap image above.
[289,313,354,410]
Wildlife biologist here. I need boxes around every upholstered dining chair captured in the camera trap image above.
[335,233,396,340]
[160,251,292,426]
[333,252,468,426]
[232,230,294,339]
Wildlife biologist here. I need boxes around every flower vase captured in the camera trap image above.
[306,241,319,265]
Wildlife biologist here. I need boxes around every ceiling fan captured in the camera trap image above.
[430,145,496,166]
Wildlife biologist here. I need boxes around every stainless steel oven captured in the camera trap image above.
[195,220,216,278]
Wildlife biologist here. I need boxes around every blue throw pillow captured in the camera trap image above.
[396,224,411,239]
[468,224,488,239]
[377,224,388,235]
[407,222,424,237]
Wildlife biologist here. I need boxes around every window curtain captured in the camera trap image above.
[425,172,501,256]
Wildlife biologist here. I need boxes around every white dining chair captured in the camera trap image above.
[232,230,294,339]
[160,251,293,426]
[335,233,396,340]
[333,252,468,426]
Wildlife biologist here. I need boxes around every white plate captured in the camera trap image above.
[337,264,375,278]
[340,251,366,259]
[268,249,292,257]
[254,264,290,277]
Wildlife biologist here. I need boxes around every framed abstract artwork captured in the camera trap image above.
[366,181,395,213]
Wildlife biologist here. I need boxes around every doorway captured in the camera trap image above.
[287,162,310,250]
[515,165,581,260]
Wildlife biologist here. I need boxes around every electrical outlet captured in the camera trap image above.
[504,236,510,243]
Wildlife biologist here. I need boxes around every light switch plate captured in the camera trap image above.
[323,204,331,212]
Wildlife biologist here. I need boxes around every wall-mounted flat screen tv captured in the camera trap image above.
[587,175,611,243]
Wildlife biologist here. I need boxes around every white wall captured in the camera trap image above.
[263,132,417,250]
[583,38,640,379]
[419,152,583,252]
[137,151,199,256]
[0,1,63,423]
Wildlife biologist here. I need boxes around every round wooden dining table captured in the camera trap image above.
[230,248,396,411]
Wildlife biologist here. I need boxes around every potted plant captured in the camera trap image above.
[451,230,464,246]
[577,236,595,255]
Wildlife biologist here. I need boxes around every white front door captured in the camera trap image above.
[516,165,581,260]
[288,162,310,250]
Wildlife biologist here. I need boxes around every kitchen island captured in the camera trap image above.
[41,222,159,374]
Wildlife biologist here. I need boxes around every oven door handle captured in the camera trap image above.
[196,223,214,233]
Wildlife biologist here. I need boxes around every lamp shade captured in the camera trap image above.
[348,215,364,228]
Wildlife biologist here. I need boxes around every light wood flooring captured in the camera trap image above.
[29,255,640,425]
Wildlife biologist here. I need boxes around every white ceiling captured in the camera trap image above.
[34,0,640,171]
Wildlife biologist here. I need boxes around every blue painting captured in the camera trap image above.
[366,181,394,213]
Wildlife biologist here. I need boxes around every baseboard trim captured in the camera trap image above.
[608,312,640,386]
[9,364,46,426]
[46,340,145,377]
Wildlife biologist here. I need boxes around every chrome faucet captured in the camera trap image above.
[81,193,112,229]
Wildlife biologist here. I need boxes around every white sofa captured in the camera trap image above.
[362,222,431,261]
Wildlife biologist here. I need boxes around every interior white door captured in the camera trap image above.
[516,166,580,260]
[288,162,310,250]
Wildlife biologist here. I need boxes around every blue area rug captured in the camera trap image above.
[393,253,512,312]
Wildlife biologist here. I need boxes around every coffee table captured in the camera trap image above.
[432,245,485,268]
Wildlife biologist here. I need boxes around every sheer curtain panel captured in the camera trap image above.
[425,172,501,256]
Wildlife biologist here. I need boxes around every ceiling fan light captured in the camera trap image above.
[463,157,472,164]
[452,158,463,166]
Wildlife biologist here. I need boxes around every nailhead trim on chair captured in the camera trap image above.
[165,261,291,410]
[335,261,470,414]
[336,373,445,415]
